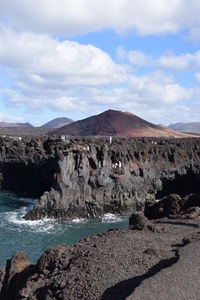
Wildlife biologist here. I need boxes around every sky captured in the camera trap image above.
[0,1,200,126]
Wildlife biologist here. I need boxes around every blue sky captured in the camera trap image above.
[0,0,200,126]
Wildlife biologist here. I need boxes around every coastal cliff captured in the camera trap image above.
[0,136,200,220]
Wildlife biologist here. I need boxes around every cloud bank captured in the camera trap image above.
[1,0,200,36]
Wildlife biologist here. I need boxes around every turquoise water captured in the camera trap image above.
[0,190,128,266]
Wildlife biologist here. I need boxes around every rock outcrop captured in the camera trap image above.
[0,253,30,300]
[144,193,200,220]
[0,136,200,220]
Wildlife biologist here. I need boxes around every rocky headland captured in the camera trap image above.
[0,136,199,221]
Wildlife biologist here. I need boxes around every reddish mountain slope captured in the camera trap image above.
[53,110,190,137]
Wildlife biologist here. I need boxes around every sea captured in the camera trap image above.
[0,190,128,266]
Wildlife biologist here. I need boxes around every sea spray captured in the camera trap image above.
[0,190,128,266]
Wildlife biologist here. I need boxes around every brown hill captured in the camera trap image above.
[0,122,33,128]
[168,122,200,134]
[41,117,73,129]
[53,110,190,138]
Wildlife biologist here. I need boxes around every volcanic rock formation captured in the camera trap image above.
[0,136,199,220]
[53,109,188,137]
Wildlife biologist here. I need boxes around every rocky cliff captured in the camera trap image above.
[0,136,200,220]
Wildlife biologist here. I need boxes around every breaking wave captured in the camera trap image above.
[0,191,129,265]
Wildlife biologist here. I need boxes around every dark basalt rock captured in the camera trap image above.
[183,206,200,219]
[144,193,200,220]
[0,252,30,300]
[0,269,5,292]
[129,212,149,230]
[129,212,159,232]
[144,194,183,219]
[0,136,200,220]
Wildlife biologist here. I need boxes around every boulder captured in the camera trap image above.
[0,252,30,299]
[144,194,183,219]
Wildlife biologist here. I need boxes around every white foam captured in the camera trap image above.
[0,194,126,234]
[102,213,122,223]
[155,199,161,203]
[3,207,59,233]
[71,218,86,224]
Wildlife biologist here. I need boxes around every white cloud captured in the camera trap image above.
[1,69,194,125]
[0,28,198,125]
[117,47,150,66]
[189,27,200,41]
[129,71,192,105]
[1,0,200,36]
[128,50,149,66]
[122,48,200,72]
[0,28,127,87]
[0,112,23,123]
[156,52,200,71]
[156,53,191,71]
[48,97,85,112]
[195,72,200,83]
[116,46,127,60]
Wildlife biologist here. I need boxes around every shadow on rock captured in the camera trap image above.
[155,220,199,228]
[0,253,37,300]
[101,255,178,300]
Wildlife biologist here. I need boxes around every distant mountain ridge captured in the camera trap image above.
[53,109,188,138]
[41,117,74,129]
[0,122,33,128]
[168,122,200,133]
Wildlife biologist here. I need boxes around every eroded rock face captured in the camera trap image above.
[0,136,200,220]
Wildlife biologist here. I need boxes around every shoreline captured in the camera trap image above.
[1,212,200,299]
